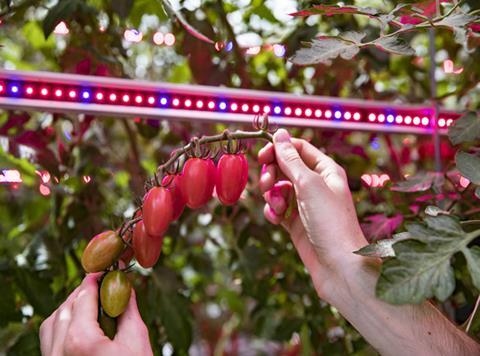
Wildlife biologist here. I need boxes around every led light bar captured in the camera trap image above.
[0,69,460,134]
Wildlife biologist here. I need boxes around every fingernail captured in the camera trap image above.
[274,129,291,143]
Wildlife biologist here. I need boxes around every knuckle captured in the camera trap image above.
[64,330,86,355]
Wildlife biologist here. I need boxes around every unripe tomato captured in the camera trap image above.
[162,175,186,220]
[81,231,124,273]
[98,309,117,340]
[100,270,131,318]
[180,158,216,209]
[216,153,248,205]
[143,187,173,236]
[133,220,163,268]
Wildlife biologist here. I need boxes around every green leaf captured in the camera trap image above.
[436,13,478,29]
[111,0,133,19]
[290,4,379,17]
[42,0,81,38]
[354,232,410,258]
[456,151,480,185]
[391,172,444,192]
[376,216,480,304]
[290,34,364,66]
[448,112,480,145]
[373,35,415,55]
[462,246,480,290]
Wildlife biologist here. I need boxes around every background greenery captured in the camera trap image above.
[0,0,479,354]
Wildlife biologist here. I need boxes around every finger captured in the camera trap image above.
[264,182,292,216]
[259,163,277,193]
[264,204,283,225]
[116,289,149,342]
[258,142,274,165]
[50,287,82,356]
[272,129,311,184]
[40,284,82,355]
[69,273,102,333]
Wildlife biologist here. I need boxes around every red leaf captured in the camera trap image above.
[361,214,403,241]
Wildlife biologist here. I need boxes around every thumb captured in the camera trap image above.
[115,289,149,341]
[273,129,310,184]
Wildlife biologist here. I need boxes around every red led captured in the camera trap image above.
[0,83,4,93]
[55,89,63,97]
[325,110,332,119]
[421,117,429,126]
[25,86,34,95]
[172,98,180,106]
[96,92,104,101]
[438,118,446,127]
[184,99,192,107]
[395,115,403,124]
[40,88,49,96]
[208,101,215,109]
[353,112,361,121]
[196,100,203,108]
[404,116,412,125]
[263,105,271,113]
[231,103,238,111]
[413,116,420,125]
[109,93,117,101]
[253,104,260,113]
[122,94,130,103]
[242,104,249,112]
[345,112,352,120]
[305,108,312,117]
[314,109,322,118]
[447,119,453,126]
[147,96,155,105]
[135,95,143,104]
[368,113,375,122]
[378,114,385,123]
[295,108,302,116]
[68,90,76,98]
[284,107,292,115]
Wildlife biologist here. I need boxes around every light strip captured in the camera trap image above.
[0,69,460,134]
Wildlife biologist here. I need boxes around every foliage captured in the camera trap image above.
[1,0,480,354]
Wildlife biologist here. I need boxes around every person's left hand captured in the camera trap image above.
[40,273,153,356]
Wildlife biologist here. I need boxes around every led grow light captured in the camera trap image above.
[0,69,461,135]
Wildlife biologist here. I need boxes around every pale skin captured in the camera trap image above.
[40,129,480,355]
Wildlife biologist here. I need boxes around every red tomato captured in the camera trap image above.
[180,158,216,209]
[162,175,186,220]
[133,220,163,268]
[216,153,248,205]
[142,187,173,236]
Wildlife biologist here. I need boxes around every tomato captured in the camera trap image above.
[81,231,124,273]
[180,158,216,209]
[216,153,248,205]
[142,186,173,236]
[119,245,134,265]
[98,308,117,340]
[133,219,163,268]
[100,270,131,318]
[162,175,186,220]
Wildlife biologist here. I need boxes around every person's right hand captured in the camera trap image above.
[40,273,153,356]
[258,129,369,302]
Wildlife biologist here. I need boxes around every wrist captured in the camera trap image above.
[320,249,381,307]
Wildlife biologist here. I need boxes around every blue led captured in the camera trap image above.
[10,84,19,94]
[81,90,91,100]
[334,110,342,119]
[273,106,281,114]
[219,102,227,110]
[160,97,168,106]
[387,114,395,123]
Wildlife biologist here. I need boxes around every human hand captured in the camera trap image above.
[40,273,152,356]
[259,129,369,302]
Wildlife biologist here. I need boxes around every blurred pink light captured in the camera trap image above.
[124,29,143,43]
[39,184,51,196]
[0,169,22,183]
[83,175,92,184]
[443,59,463,74]
[459,176,470,188]
[164,33,175,46]
[54,21,69,35]
[153,32,164,45]
[246,46,261,55]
